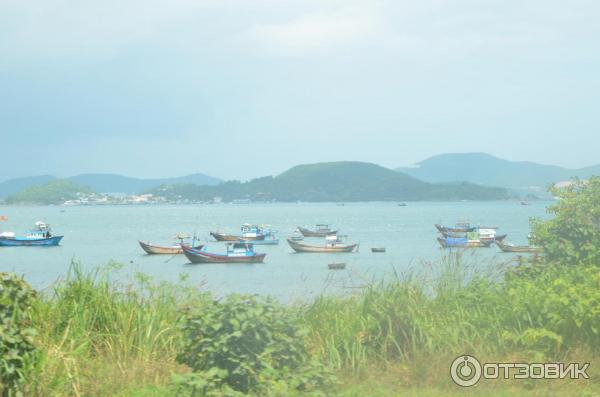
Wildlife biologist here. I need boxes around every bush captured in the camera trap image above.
[532,176,600,266]
[0,273,37,396]
[175,294,334,396]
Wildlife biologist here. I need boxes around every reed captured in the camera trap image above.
[15,253,600,395]
[25,262,206,396]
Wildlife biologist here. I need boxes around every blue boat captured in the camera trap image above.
[242,229,279,245]
[0,221,63,247]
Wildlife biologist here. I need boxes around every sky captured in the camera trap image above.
[1,0,599,182]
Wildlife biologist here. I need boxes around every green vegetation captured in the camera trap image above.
[2,176,600,396]
[532,176,600,266]
[0,273,37,396]
[4,179,94,205]
[150,161,508,202]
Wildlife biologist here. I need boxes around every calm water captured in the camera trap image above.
[0,202,550,301]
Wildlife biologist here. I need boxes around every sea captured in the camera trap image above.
[0,201,550,302]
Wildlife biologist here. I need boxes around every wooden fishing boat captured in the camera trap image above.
[328,262,346,269]
[138,240,203,255]
[435,223,476,234]
[287,235,358,253]
[437,237,493,248]
[297,224,337,237]
[0,222,63,247]
[210,224,266,242]
[496,240,542,253]
[182,243,266,263]
[371,247,386,253]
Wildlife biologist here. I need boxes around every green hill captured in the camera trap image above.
[5,180,95,205]
[397,153,600,188]
[0,175,57,198]
[149,161,508,202]
[67,173,222,194]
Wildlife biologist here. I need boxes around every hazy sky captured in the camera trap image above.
[1,0,599,181]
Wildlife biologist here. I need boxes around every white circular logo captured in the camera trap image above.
[450,355,482,387]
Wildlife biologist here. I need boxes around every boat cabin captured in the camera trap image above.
[316,224,332,233]
[227,242,255,256]
[325,234,346,246]
[26,222,53,239]
[241,224,263,238]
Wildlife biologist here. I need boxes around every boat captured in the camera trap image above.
[138,240,203,254]
[210,224,266,242]
[437,236,493,248]
[397,203,407,207]
[297,224,337,237]
[242,229,279,245]
[435,223,476,234]
[0,221,63,247]
[496,240,542,253]
[181,242,266,263]
[328,262,346,269]
[287,235,358,253]
[371,247,386,253]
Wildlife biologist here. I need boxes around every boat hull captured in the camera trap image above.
[182,245,266,263]
[297,227,337,238]
[435,224,476,233]
[210,232,265,242]
[496,241,542,253]
[286,238,357,253]
[138,241,203,255]
[437,237,493,248]
[0,236,63,247]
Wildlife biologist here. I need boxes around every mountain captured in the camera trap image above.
[0,175,57,198]
[66,173,222,194]
[5,180,94,205]
[396,153,600,189]
[149,161,508,202]
[0,173,222,198]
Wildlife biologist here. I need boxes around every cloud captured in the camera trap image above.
[245,5,389,55]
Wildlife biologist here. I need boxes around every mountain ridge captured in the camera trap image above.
[148,161,508,202]
[397,153,600,188]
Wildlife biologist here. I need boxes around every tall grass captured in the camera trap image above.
[16,254,600,395]
[26,262,207,396]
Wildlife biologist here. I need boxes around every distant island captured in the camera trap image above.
[0,173,222,199]
[5,153,599,205]
[397,152,600,190]
[147,162,509,203]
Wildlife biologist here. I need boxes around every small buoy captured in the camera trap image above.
[328,262,346,270]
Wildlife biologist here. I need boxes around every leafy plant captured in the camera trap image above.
[532,176,600,266]
[175,294,334,396]
[0,273,37,396]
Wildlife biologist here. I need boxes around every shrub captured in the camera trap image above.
[532,176,600,266]
[175,294,334,396]
[0,273,37,396]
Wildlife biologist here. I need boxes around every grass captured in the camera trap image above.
[7,253,600,396]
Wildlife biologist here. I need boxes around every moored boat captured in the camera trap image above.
[0,221,63,247]
[138,240,204,255]
[287,235,358,253]
[495,240,542,253]
[371,247,386,253]
[182,242,266,263]
[297,224,337,237]
[210,224,266,242]
[243,229,279,245]
[437,237,493,248]
[435,223,476,234]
